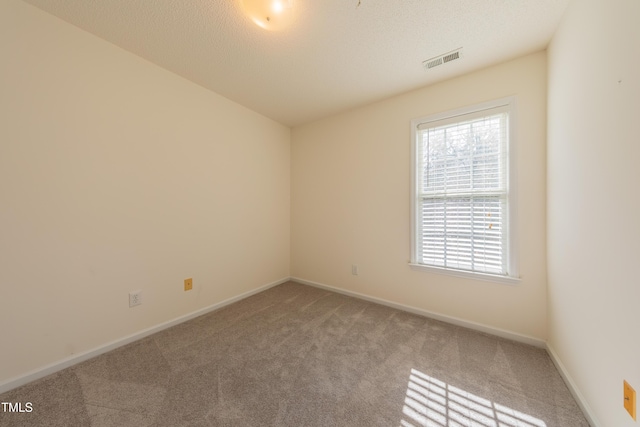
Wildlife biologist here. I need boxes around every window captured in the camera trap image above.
[410,98,518,283]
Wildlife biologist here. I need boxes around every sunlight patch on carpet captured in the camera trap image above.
[400,369,547,427]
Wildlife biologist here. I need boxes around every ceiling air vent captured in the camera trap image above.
[423,48,463,70]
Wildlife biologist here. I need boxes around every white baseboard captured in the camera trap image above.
[0,276,289,395]
[291,276,546,348]
[546,344,599,427]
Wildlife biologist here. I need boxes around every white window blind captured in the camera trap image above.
[412,100,515,279]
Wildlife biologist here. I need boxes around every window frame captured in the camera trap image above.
[409,97,520,285]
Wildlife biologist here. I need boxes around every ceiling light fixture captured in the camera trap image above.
[242,0,294,31]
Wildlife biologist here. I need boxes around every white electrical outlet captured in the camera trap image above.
[129,290,142,307]
[351,265,359,275]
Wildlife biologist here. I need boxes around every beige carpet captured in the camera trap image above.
[0,281,589,426]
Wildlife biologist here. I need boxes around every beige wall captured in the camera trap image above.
[547,0,640,425]
[0,0,290,385]
[291,52,548,341]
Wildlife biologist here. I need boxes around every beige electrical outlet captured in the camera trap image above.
[184,278,193,291]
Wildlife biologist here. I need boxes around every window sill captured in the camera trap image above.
[408,263,521,285]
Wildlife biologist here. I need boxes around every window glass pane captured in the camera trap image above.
[414,105,510,277]
[418,196,505,274]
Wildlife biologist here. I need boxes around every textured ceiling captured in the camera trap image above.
[22,0,571,126]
